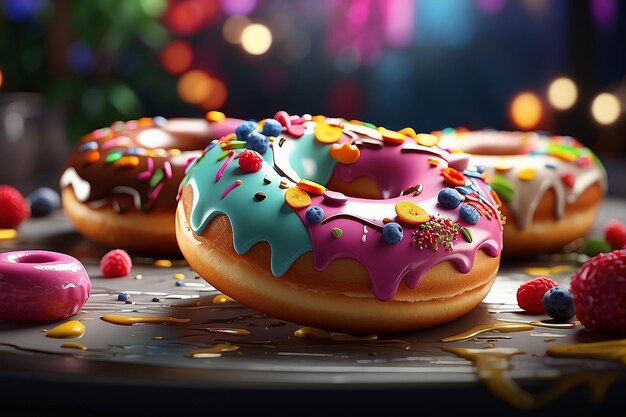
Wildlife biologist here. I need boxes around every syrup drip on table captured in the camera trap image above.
[444,347,620,409]
[293,327,411,348]
[440,322,534,342]
[189,343,240,358]
[45,320,86,338]
[547,339,626,364]
[100,314,191,325]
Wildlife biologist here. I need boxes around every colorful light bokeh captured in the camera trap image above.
[161,41,194,74]
[222,15,250,44]
[241,23,272,55]
[220,0,256,16]
[510,92,543,129]
[164,0,220,36]
[592,92,621,125]
[177,70,213,104]
[548,77,578,110]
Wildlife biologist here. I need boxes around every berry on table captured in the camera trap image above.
[100,249,132,278]
[0,184,31,229]
[516,276,558,314]
[604,219,626,250]
[570,249,626,333]
[27,187,61,217]
[542,287,575,321]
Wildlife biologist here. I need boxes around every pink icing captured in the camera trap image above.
[0,250,92,322]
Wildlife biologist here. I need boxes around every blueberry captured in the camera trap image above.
[27,187,61,217]
[117,292,130,301]
[261,119,282,137]
[542,287,575,321]
[437,188,463,209]
[459,204,480,224]
[246,131,270,154]
[383,222,403,245]
[305,206,324,223]
[235,121,258,141]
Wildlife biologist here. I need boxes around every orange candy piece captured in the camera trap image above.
[297,179,326,195]
[206,110,226,122]
[441,167,466,187]
[395,201,429,225]
[329,142,360,164]
[378,127,406,146]
[314,123,343,144]
[398,127,418,139]
[285,187,311,209]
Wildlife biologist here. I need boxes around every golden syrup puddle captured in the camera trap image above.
[206,327,251,336]
[45,320,85,338]
[212,294,236,304]
[547,339,626,364]
[61,342,88,350]
[444,347,621,409]
[440,322,534,342]
[100,314,191,325]
[189,343,239,358]
[294,326,377,342]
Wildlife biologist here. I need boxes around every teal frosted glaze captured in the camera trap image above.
[285,131,338,184]
[183,145,312,276]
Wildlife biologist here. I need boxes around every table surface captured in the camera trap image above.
[1,197,626,417]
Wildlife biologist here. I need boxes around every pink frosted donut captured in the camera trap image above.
[0,250,91,322]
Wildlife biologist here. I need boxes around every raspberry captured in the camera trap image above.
[570,249,626,333]
[238,150,264,173]
[100,249,132,278]
[0,184,31,229]
[516,276,558,314]
[604,219,626,250]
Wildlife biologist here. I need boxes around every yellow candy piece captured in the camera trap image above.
[314,123,343,144]
[398,127,418,139]
[329,142,360,164]
[517,167,537,181]
[138,117,153,127]
[285,186,312,209]
[494,158,513,171]
[0,229,17,240]
[206,110,226,122]
[297,179,326,195]
[416,133,439,147]
[395,201,429,225]
[378,127,406,145]
[113,156,140,168]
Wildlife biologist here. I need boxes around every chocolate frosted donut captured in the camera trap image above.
[60,112,244,254]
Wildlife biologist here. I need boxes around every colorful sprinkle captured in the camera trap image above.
[411,216,460,251]
[561,172,576,188]
[461,227,473,243]
[441,167,466,187]
[149,168,164,188]
[254,192,266,201]
[105,152,123,164]
[329,142,360,164]
[415,133,439,147]
[84,151,100,164]
[314,123,343,144]
[79,141,98,152]
[216,150,236,182]
[148,182,165,200]
[221,180,243,199]
[517,167,537,181]
[378,127,406,145]
[113,156,140,168]
[206,110,225,122]
[297,179,326,195]
[331,227,343,239]
[163,161,173,179]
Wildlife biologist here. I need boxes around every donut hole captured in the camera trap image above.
[12,253,57,264]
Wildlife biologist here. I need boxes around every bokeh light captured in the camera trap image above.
[4,0,46,22]
[161,41,193,74]
[68,41,94,75]
[200,77,228,110]
[221,0,256,16]
[592,92,621,125]
[177,70,213,104]
[241,23,272,55]
[510,92,543,129]
[0,67,3,89]
[547,77,578,110]
[222,15,251,44]
[477,0,506,15]
[165,0,220,36]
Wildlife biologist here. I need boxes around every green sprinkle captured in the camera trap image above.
[149,168,164,188]
[461,227,473,243]
[217,150,230,161]
[331,228,343,239]
[361,121,377,129]
[491,174,516,202]
[105,152,123,163]
[229,140,248,149]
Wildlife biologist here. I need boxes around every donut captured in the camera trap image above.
[59,112,244,255]
[175,112,504,334]
[0,250,91,322]
[435,129,607,257]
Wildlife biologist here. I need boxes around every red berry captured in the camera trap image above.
[570,249,626,333]
[100,249,132,278]
[516,276,558,314]
[0,184,31,229]
[238,150,264,173]
[604,219,626,250]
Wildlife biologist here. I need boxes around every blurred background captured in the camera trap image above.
[0,0,625,196]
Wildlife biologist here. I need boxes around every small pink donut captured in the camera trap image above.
[0,250,91,322]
